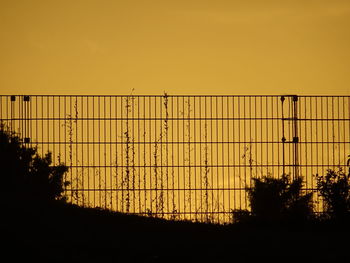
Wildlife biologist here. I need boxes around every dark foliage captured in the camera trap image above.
[233,175,313,224]
[316,167,350,221]
[0,124,69,204]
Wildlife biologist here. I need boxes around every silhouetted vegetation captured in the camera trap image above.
[233,175,313,224]
[0,124,69,205]
[233,155,350,225]
[316,166,350,222]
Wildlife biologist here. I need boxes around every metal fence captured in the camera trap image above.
[1,95,349,223]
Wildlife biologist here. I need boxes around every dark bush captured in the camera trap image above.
[316,167,350,221]
[0,124,69,204]
[233,175,313,224]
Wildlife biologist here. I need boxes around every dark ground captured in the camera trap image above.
[2,202,349,263]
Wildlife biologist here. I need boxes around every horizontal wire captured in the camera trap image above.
[65,187,319,192]
[65,164,345,168]
[27,141,349,144]
[1,117,349,121]
[1,94,350,98]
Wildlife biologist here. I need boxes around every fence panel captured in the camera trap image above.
[1,95,349,223]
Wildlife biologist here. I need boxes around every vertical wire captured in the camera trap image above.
[159,96,163,217]
[342,97,350,173]
[10,96,13,133]
[205,96,209,219]
[210,96,214,220]
[315,97,319,211]
[171,96,175,218]
[19,96,22,142]
[238,97,241,210]
[343,96,347,167]
[87,97,90,208]
[37,97,40,182]
[326,98,330,170]
[227,96,230,220]
[348,97,350,170]
[138,96,141,214]
[255,97,258,178]
[265,96,268,177]
[165,96,169,219]
[115,96,119,212]
[143,96,147,214]
[29,96,32,153]
[12,96,15,134]
[63,97,68,202]
[69,96,73,203]
[320,97,324,212]
[270,97,274,178]
[104,97,107,209]
[250,97,253,182]
[182,96,186,218]
[75,97,79,205]
[120,97,124,212]
[215,96,219,222]
[337,97,341,168]
[109,97,112,210]
[332,97,335,167]
[243,97,247,210]
[132,96,135,214]
[188,96,192,220]
[46,96,49,162]
[303,97,308,190]
[193,97,197,220]
[310,97,313,191]
[305,97,308,189]
[21,96,23,142]
[8,96,9,132]
[23,96,26,144]
[155,96,158,215]
[98,97,101,207]
[53,97,56,192]
[289,97,292,176]
[92,97,96,207]
[281,97,285,176]
[0,96,2,127]
[199,97,202,221]
[177,96,180,218]
[0,96,2,128]
[148,96,152,214]
[260,97,263,178]
[321,97,324,172]
[221,96,225,222]
[299,97,302,181]
[276,97,280,177]
[7,96,10,132]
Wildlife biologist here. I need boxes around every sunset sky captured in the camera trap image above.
[1,0,349,95]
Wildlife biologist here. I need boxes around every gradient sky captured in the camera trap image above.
[1,0,349,95]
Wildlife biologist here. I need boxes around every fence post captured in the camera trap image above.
[292,95,299,179]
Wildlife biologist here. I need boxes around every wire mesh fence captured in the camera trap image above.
[1,95,349,223]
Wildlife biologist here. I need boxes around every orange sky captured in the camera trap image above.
[0,0,349,95]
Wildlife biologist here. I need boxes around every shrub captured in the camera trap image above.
[316,168,350,221]
[233,175,313,224]
[0,124,69,204]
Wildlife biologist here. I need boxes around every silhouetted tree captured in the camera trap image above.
[0,124,69,205]
[316,167,350,221]
[233,175,313,224]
